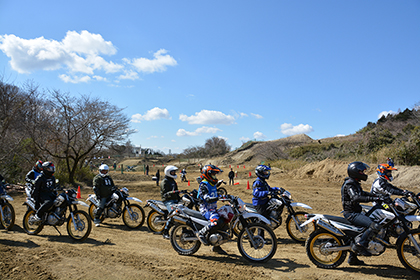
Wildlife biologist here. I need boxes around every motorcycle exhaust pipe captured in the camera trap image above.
[148,203,166,215]
[172,216,188,225]
[317,220,345,236]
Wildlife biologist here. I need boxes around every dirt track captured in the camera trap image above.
[1,165,419,280]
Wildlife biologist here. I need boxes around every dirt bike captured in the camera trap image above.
[0,183,15,230]
[235,188,314,243]
[168,194,278,263]
[87,187,145,229]
[145,189,199,233]
[302,196,420,274]
[23,188,92,241]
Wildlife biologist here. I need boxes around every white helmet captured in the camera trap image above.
[99,164,109,177]
[164,165,178,179]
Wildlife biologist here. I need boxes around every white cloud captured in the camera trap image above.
[179,110,235,125]
[0,31,176,84]
[253,131,266,139]
[240,136,250,142]
[251,113,263,119]
[127,49,177,73]
[176,126,221,137]
[131,107,171,123]
[280,123,314,136]
[378,110,397,119]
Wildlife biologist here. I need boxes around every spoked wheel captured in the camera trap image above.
[286,211,315,243]
[170,224,201,255]
[217,187,227,196]
[233,217,255,237]
[237,222,277,263]
[0,203,15,230]
[22,209,43,235]
[305,230,347,269]
[147,210,166,233]
[88,203,104,222]
[122,204,145,229]
[397,228,420,274]
[67,210,92,241]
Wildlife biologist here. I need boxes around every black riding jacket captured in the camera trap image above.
[341,177,377,215]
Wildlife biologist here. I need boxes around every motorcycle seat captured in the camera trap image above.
[182,207,207,220]
[323,215,353,225]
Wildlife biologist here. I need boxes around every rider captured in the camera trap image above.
[93,164,116,227]
[252,165,280,219]
[370,158,414,205]
[341,161,385,265]
[32,161,57,223]
[197,164,227,254]
[25,160,43,196]
[180,168,187,181]
[160,165,180,239]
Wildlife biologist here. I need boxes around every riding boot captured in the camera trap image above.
[348,252,365,265]
[352,222,380,257]
[198,225,211,245]
[162,219,173,239]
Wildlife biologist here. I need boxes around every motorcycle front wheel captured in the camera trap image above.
[0,202,15,230]
[286,211,315,243]
[237,222,277,263]
[305,229,347,269]
[170,224,201,255]
[67,210,92,241]
[147,210,166,233]
[122,204,145,229]
[396,228,420,274]
[22,209,43,235]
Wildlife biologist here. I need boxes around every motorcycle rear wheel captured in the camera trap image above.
[88,203,105,222]
[237,222,277,263]
[286,211,314,243]
[22,209,43,235]
[397,228,420,273]
[0,202,15,230]
[122,204,145,229]
[170,224,201,255]
[67,210,92,241]
[147,210,165,233]
[305,229,347,269]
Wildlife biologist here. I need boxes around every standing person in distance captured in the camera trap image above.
[93,164,116,227]
[32,161,57,223]
[228,168,235,186]
[160,165,180,239]
[341,161,385,265]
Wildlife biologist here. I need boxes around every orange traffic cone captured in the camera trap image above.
[188,180,190,186]
[76,186,82,199]
[247,181,250,190]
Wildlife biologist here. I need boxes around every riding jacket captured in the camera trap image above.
[341,177,377,215]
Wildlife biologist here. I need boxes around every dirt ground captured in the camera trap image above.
[1,161,420,280]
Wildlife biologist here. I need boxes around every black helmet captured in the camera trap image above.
[347,161,369,181]
[42,161,55,177]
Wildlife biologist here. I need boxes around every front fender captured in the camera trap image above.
[405,215,420,222]
[0,194,14,202]
[127,197,143,203]
[242,211,271,225]
[290,202,312,210]
[72,200,89,207]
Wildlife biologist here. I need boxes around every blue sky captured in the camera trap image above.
[1,1,419,154]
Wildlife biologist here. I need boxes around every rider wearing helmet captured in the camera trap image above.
[197,164,226,254]
[160,165,180,239]
[370,158,414,205]
[341,161,384,265]
[252,165,280,219]
[25,160,43,186]
[32,161,57,222]
[93,164,116,227]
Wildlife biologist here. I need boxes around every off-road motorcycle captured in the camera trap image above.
[235,187,314,243]
[302,196,420,274]
[23,188,92,241]
[87,187,145,229]
[0,183,15,230]
[145,189,199,233]
[168,194,278,263]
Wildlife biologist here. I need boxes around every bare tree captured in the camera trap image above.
[204,136,231,157]
[27,90,133,184]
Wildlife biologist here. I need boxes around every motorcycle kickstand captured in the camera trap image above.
[53,226,62,236]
